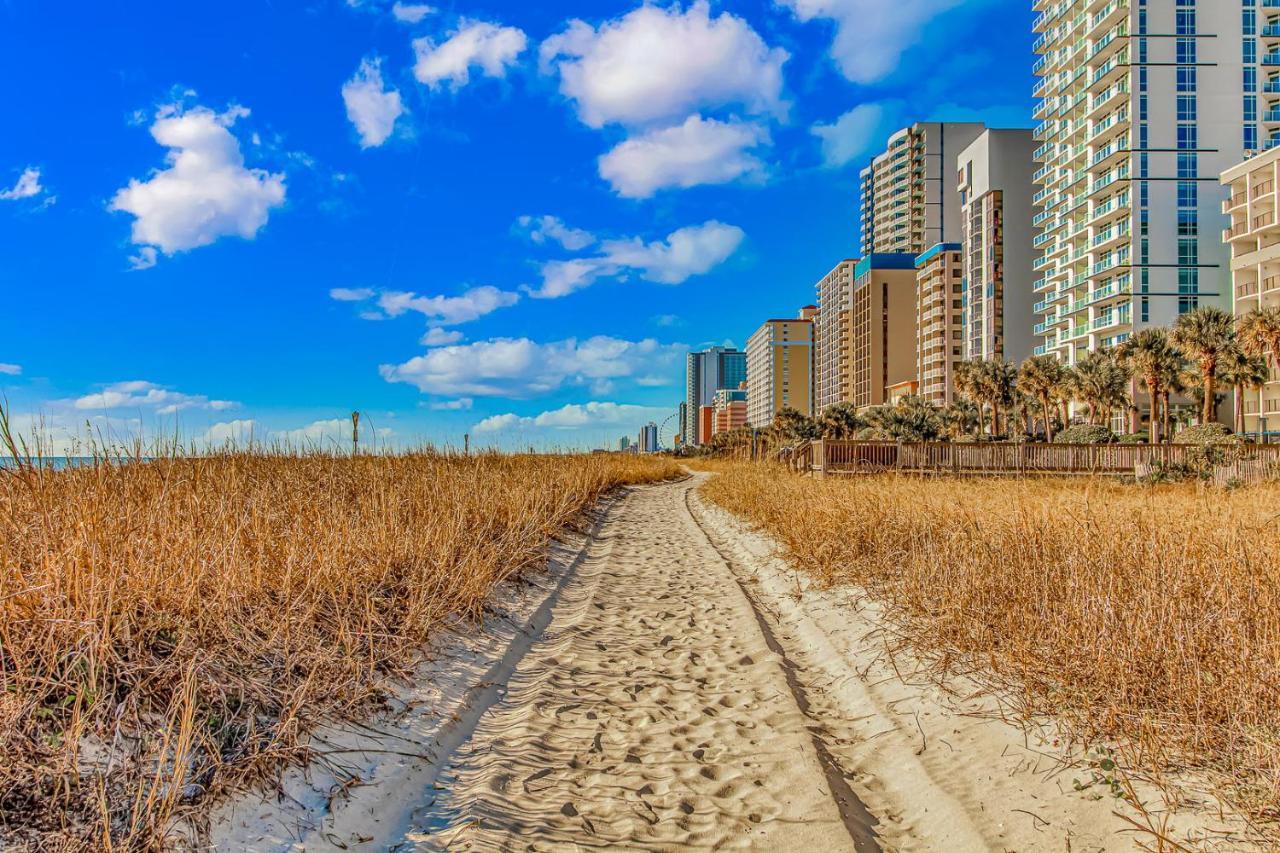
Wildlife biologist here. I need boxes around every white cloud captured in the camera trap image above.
[392,2,434,23]
[127,247,158,271]
[0,167,43,200]
[430,397,473,410]
[599,115,768,198]
[330,286,376,301]
[0,363,21,376]
[517,215,596,251]
[332,285,519,326]
[651,314,682,328]
[343,57,406,148]
[413,20,528,89]
[812,103,887,167]
[380,336,681,397]
[474,401,670,434]
[422,327,464,346]
[110,104,286,262]
[72,380,238,416]
[776,0,962,84]
[529,220,745,299]
[277,418,393,447]
[203,419,258,445]
[540,1,787,129]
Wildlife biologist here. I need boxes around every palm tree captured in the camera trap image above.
[942,397,980,439]
[1170,306,1237,426]
[1018,355,1066,442]
[1219,349,1271,434]
[980,360,1018,438]
[1069,350,1129,426]
[817,402,863,439]
[773,407,820,443]
[1237,306,1280,434]
[952,360,986,436]
[1115,328,1175,444]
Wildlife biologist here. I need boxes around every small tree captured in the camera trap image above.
[817,402,864,439]
[1170,306,1237,426]
[1017,355,1067,442]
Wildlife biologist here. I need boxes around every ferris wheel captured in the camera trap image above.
[658,411,680,449]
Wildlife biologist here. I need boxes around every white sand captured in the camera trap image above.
[200,475,1259,851]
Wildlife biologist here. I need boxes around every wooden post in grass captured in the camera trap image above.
[464,433,470,456]
[351,411,360,457]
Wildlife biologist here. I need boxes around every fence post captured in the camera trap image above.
[815,438,826,479]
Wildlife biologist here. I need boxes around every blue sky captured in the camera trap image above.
[0,0,1033,453]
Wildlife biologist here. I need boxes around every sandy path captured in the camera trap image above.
[207,475,1256,851]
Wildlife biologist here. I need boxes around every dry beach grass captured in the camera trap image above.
[0,442,680,849]
[699,462,1280,840]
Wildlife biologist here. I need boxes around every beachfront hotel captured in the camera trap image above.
[745,314,815,427]
[814,260,857,413]
[684,347,746,446]
[914,244,966,405]
[711,388,749,436]
[1030,0,1247,365]
[957,129,1039,364]
[859,122,986,257]
[849,255,920,409]
[1222,146,1280,434]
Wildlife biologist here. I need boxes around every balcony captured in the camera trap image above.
[1264,53,1280,67]
[1237,280,1261,300]
[1224,189,1249,213]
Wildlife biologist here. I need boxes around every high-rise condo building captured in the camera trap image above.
[746,313,815,427]
[684,347,747,446]
[814,260,857,414]
[1222,147,1280,436]
[915,244,966,405]
[850,255,920,408]
[1031,0,1245,365]
[638,422,659,454]
[858,122,987,257]
[956,129,1039,364]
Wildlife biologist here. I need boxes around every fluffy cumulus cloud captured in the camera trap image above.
[430,397,473,410]
[812,103,888,167]
[413,20,528,89]
[516,215,596,251]
[109,104,285,263]
[342,57,406,148]
[391,2,434,23]
[0,167,43,200]
[475,401,669,433]
[73,380,237,416]
[776,0,962,84]
[380,336,681,397]
[203,419,258,445]
[540,1,787,128]
[528,220,745,299]
[421,327,464,346]
[0,363,21,376]
[599,115,768,198]
[331,284,519,327]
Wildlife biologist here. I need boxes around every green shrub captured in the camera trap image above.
[1175,423,1240,445]
[1053,424,1116,445]
[1118,432,1149,444]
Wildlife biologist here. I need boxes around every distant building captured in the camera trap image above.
[814,260,857,414]
[915,243,966,406]
[956,129,1037,364]
[618,436,631,452]
[746,313,814,427]
[850,254,919,409]
[684,347,747,446]
[712,388,748,436]
[698,405,715,445]
[859,122,986,257]
[677,401,688,447]
[638,423,659,453]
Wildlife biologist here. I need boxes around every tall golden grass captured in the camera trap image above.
[0,447,680,849]
[700,463,1280,834]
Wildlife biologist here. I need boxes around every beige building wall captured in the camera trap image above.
[746,317,814,428]
[1222,148,1280,434]
[815,260,857,413]
[914,244,966,405]
[850,258,919,409]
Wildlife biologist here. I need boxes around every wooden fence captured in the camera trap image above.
[796,439,1280,478]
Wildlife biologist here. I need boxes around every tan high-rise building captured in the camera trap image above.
[914,244,966,405]
[956,129,1039,364]
[1222,147,1280,436]
[1031,0,1247,365]
[746,314,815,428]
[814,260,857,413]
[850,255,920,409]
[859,122,986,257]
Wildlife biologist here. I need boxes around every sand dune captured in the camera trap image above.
[206,475,1253,851]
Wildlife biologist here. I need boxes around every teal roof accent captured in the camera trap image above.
[914,243,963,268]
[854,253,919,278]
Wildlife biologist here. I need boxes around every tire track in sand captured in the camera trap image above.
[406,478,873,851]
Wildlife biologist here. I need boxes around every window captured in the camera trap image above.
[1177,67,1197,92]
[1178,209,1199,236]
[1176,9,1196,35]
[1176,39,1196,64]
[1178,237,1198,265]
[1247,125,1259,151]
[1179,268,1199,293]
[1177,95,1197,121]
[1245,9,1257,37]
[1245,96,1258,123]
[1177,123,1198,149]
[1178,152,1197,178]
